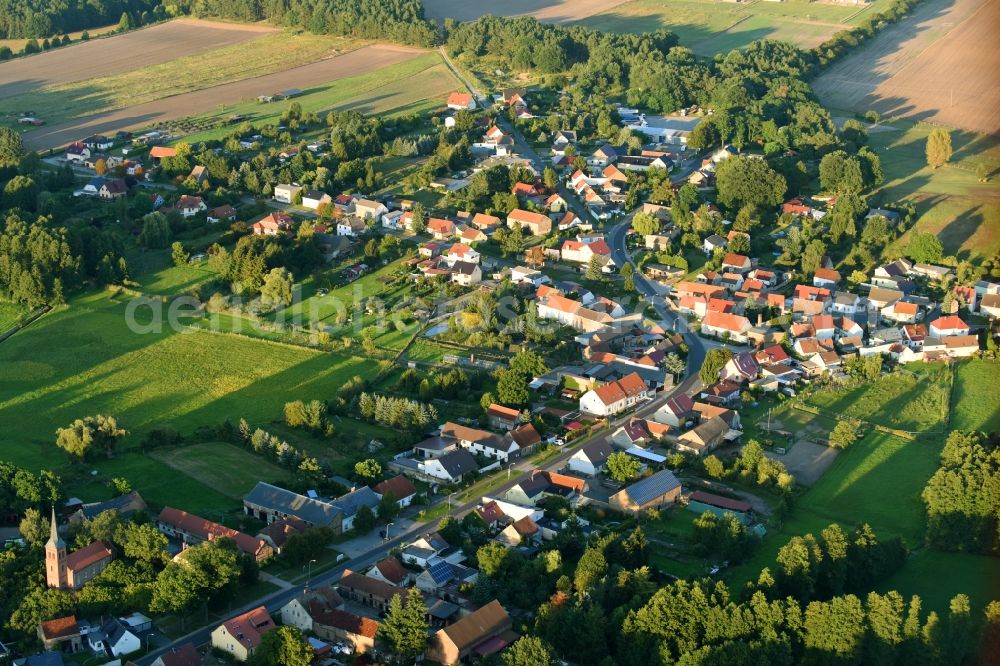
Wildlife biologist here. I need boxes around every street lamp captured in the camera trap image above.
[447,492,455,509]
[304,558,317,589]
[385,522,394,542]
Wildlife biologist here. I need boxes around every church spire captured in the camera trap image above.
[46,506,64,549]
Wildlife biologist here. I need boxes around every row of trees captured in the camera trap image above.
[0,0,163,38]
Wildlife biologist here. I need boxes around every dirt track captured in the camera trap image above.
[0,20,276,99]
[22,44,424,151]
[422,0,632,23]
[813,0,1000,135]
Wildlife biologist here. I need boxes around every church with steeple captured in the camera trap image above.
[45,507,114,589]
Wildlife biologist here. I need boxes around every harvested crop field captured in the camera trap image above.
[423,0,632,23]
[21,43,424,151]
[813,0,1000,136]
[0,19,275,98]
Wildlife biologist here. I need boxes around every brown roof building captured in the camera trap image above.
[158,507,273,562]
[426,600,515,665]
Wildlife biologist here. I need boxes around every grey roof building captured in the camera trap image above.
[243,482,343,530]
[610,470,682,514]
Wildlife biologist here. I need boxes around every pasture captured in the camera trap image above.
[804,364,952,433]
[576,0,888,56]
[950,359,1000,433]
[878,550,1000,613]
[812,0,1000,135]
[0,19,275,98]
[149,441,292,499]
[0,290,383,471]
[858,116,1000,262]
[0,32,360,129]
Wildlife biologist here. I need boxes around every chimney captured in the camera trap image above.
[757,312,763,327]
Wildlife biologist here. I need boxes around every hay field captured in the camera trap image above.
[423,0,633,23]
[575,0,888,55]
[0,32,360,131]
[813,0,1000,136]
[0,19,275,97]
[20,43,425,150]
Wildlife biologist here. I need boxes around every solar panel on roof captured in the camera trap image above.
[626,470,680,505]
[427,559,454,585]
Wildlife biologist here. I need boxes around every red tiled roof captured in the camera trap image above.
[488,404,520,421]
[510,423,541,448]
[447,92,473,107]
[220,606,274,651]
[159,507,268,558]
[313,607,378,639]
[931,315,968,331]
[40,616,79,640]
[373,557,408,586]
[373,475,416,500]
[65,540,112,572]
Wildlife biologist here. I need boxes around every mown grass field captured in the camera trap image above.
[0,32,359,127]
[576,0,889,55]
[725,359,1000,612]
[860,118,1000,262]
[176,52,461,145]
[950,359,1000,433]
[0,290,383,472]
[0,23,117,53]
[804,364,952,433]
[149,441,292,499]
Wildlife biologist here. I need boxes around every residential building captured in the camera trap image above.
[273,184,302,204]
[579,372,650,416]
[507,209,552,236]
[568,439,615,476]
[151,643,202,666]
[929,315,970,337]
[442,421,520,461]
[372,475,417,507]
[337,569,405,613]
[302,190,332,210]
[252,211,293,236]
[211,607,275,662]
[700,312,752,343]
[425,601,514,666]
[446,92,476,110]
[420,449,479,483]
[174,195,206,218]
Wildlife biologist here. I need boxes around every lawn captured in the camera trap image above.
[0,290,384,471]
[877,549,1000,613]
[176,53,461,145]
[64,453,238,519]
[149,441,292,499]
[0,32,359,126]
[576,0,891,55]
[950,359,1000,433]
[0,301,29,332]
[860,118,1000,262]
[797,431,941,543]
[804,364,951,433]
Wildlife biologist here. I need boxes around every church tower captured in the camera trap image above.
[45,506,67,589]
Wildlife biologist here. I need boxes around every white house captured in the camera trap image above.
[353,199,388,220]
[700,312,752,343]
[336,216,366,237]
[445,243,480,266]
[302,190,332,210]
[578,372,650,417]
[88,620,140,658]
[929,315,970,338]
[419,450,478,483]
[273,184,302,204]
[446,92,476,111]
[450,261,483,286]
[174,195,206,218]
[567,440,615,477]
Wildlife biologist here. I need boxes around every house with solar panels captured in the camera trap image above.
[609,470,682,514]
[415,558,479,593]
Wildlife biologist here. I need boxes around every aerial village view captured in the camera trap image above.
[0,0,997,664]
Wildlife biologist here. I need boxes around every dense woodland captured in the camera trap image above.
[195,0,436,45]
[0,0,164,38]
